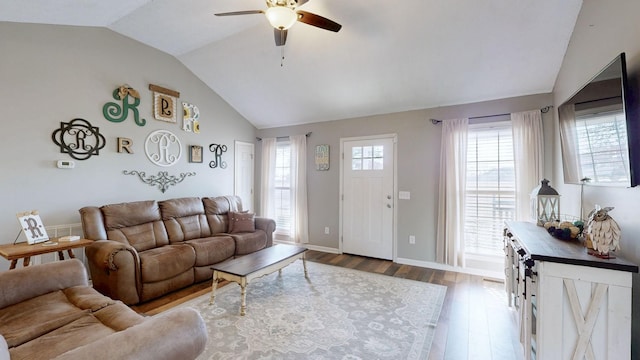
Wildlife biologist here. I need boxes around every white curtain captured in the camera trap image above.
[436,118,468,267]
[260,138,277,219]
[558,103,582,183]
[511,110,544,221]
[289,135,309,243]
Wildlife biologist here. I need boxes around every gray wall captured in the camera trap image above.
[257,93,553,262]
[551,0,640,352]
[0,22,256,271]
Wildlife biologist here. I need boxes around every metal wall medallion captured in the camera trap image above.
[209,143,227,169]
[145,130,182,166]
[51,118,106,160]
[123,170,195,193]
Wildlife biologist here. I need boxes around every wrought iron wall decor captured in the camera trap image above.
[51,118,106,160]
[123,170,195,193]
[103,85,146,126]
[145,130,182,167]
[209,143,227,169]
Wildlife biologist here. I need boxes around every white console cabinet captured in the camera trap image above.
[504,221,637,360]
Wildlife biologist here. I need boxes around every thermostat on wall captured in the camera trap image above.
[57,160,75,169]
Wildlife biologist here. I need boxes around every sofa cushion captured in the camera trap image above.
[185,236,235,266]
[203,196,242,234]
[106,221,169,252]
[160,197,212,242]
[0,290,89,348]
[228,211,255,233]
[139,244,196,283]
[9,313,116,360]
[230,230,268,255]
[102,200,161,229]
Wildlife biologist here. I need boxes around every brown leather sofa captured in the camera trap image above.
[80,195,275,305]
[0,259,207,360]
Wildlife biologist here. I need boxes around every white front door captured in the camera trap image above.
[341,135,395,260]
[234,141,254,212]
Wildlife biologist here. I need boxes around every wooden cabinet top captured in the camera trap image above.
[505,221,638,273]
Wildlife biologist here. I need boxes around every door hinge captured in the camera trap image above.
[342,152,344,159]
[341,194,344,201]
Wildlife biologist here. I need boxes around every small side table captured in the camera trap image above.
[0,238,93,269]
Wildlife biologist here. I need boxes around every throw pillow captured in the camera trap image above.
[228,211,255,233]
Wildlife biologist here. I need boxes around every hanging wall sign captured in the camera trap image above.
[149,84,180,123]
[182,102,200,133]
[315,144,330,170]
[145,130,182,167]
[103,84,146,126]
[52,118,106,160]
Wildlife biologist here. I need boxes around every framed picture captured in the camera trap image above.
[315,144,330,171]
[189,145,203,163]
[16,210,49,244]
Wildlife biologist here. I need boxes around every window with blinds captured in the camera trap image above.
[465,122,515,256]
[274,141,292,237]
[575,110,629,185]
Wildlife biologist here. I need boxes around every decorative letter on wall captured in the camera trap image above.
[209,143,227,169]
[149,84,180,123]
[52,118,106,160]
[145,130,181,166]
[182,102,200,133]
[102,84,146,126]
[117,137,133,154]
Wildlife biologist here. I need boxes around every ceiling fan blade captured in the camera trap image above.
[296,0,309,6]
[274,29,288,46]
[296,10,341,32]
[215,10,264,16]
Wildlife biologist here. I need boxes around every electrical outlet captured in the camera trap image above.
[324,227,330,235]
[409,235,415,244]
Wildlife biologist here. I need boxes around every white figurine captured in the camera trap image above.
[586,205,621,255]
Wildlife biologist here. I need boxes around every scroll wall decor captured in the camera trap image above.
[51,118,106,160]
[209,143,227,169]
[103,84,146,126]
[123,170,195,193]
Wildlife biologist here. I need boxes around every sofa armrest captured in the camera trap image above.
[85,240,142,305]
[0,259,88,309]
[255,217,276,247]
[54,308,207,360]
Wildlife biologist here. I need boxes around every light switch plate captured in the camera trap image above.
[399,191,411,200]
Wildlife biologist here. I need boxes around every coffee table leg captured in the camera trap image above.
[209,272,219,305]
[240,283,247,316]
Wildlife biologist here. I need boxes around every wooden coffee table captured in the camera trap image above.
[209,244,308,316]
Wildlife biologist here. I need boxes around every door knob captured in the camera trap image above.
[386,195,392,199]
[387,204,392,208]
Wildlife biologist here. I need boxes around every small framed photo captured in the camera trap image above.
[189,145,203,163]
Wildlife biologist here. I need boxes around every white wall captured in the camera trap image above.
[551,0,640,353]
[256,93,553,263]
[0,22,256,271]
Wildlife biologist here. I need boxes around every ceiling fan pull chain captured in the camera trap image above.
[281,46,285,67]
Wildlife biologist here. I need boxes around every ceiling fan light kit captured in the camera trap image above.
[265,7,297,30]
[215,0,341,47]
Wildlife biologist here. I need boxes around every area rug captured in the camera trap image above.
[177,260,447,360]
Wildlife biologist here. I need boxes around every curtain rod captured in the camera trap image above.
[256,132,312,141]
[429,105,553,125]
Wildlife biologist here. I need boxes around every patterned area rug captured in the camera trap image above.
[178,261,447,360]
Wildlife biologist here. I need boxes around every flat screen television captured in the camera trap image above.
[558,52,639,187]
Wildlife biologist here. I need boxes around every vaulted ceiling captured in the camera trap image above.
[0,0,583,128]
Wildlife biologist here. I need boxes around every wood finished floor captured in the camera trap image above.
[132,250,524,360]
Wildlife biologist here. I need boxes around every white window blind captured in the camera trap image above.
[575,110,629,185]
[274,141,292,236]
[465,122,515,256]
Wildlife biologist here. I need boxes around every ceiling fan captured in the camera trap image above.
[215,0,342,46]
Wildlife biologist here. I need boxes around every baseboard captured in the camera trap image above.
[273,240,342,255]
[395,257,505,281]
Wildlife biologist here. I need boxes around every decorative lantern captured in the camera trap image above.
[530,179,560,226]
